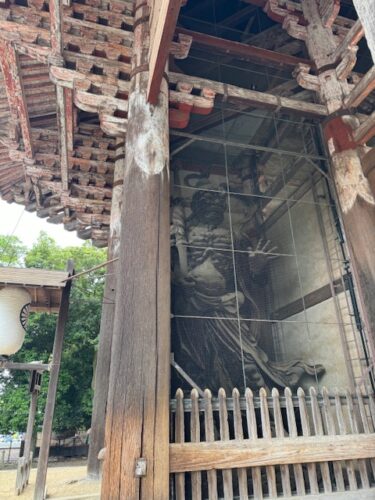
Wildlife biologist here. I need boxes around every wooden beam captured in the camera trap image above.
[330,19,364,64]
[272,279,345,321]
[0,41,33,159]
[147,0,182,104]
[353,112,375,145]
[170,434,375,473]
[49,0,71,209]
[175,27,314,69]
[0,361,49,371]
[169,73,328,118]
[344,67,375,109]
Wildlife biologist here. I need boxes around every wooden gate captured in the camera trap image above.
[170,386,375,499]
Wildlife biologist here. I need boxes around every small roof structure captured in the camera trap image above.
[0,267,68,313]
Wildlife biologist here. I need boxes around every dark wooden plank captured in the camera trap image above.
[176,27,314,69]
[272,279,345,320]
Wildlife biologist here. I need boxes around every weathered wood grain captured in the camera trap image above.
[170,434,375,473]
[272,388,292,497]
[232,388,248,499]
[218,389,233,499]
[190,389,202,500]
[175,389,185,500]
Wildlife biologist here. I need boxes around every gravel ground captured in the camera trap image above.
[0,463,100,499]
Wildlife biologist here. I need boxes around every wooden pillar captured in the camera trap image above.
[323,118,375,361]
[300,0,375,360]
[362,148,375,198]
[34,262,73,500]
[101,0,171,497]
[353,0,375,63]
[87,139,125,479]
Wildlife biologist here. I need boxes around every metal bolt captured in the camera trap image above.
[135,458,147,477]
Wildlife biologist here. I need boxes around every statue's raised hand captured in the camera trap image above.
[248,239,278,275]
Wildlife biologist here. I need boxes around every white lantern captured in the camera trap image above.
[0,286,31,356]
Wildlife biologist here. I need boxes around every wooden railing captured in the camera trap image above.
[170,386,375,499]
[15,452,33,496]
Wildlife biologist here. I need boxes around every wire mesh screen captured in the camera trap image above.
[170,0,373,396]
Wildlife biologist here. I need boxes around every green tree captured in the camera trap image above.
[0,234,27,266]
[0,231,106,433]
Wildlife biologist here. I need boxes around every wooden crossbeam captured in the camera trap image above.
[170,434,375,473]
[148,0,183,104]
[344,67,375,108]
[169,73,328,117]
[330,19,364,64]
[175,27,313,69]
[0,41,33,159]
[271,279,346,321]
[353,111,375,145]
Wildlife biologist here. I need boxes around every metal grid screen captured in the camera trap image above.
[170,0,373,395]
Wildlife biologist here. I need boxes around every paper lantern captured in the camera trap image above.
[0,286,31,356]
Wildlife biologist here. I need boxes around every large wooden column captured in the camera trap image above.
[300,0,375,358]
[101,0,171,497]
[353,0,375,63]
[323,117,375,361]
[87,139,125,479]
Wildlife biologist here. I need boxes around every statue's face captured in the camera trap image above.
[191,192,226,226]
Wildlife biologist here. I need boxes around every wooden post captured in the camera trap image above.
[101,0,171,497]
[23,392,37,459]
[300,0,375,364]
[87,139,125,479]
[353,0,375,63]
[33,261,73,500]
[324,124,375,362]
[24,371,41,460]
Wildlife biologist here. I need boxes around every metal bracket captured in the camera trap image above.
[135,458,147,477]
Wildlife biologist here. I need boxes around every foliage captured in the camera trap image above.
[0,231,106,434]
[0,234,27,267]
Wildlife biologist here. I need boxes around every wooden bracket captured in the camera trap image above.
[293,63,320,92]
[319,0,340,28]
[169,82,215,128]
[170,33,192,60]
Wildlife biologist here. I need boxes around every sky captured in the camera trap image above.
[0,199,82,248]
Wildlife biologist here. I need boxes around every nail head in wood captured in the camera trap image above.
[135,458,147,477]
